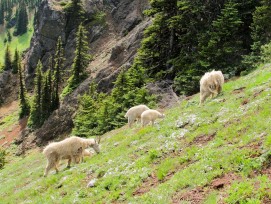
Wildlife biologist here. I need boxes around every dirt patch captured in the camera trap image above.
[133,172,159,196]
[261,166,271,181]
[232,87,246,94]
[0,118,28,147]
[240,140,262,150]
[0,101,18,118]
[172,187,209,204]
[172,172,241,204]
[192,132,216,146]
[241,99,249,106]
[133,152,189,196]
[211,173,240,190]
[223,118,241,128]
[253,89,264,98]
[262,197,271,204]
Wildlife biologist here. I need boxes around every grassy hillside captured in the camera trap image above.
[1,62,271,203]
[0,14,34,65]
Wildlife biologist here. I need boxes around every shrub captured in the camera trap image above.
[0,148,7,170]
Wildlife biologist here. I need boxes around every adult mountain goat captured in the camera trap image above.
[125,105,150,128]
[43,136,100,177]
[200,70,224,104]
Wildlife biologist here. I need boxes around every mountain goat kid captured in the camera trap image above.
[125,105,150,128]
[141,109,165,127]
[74,149,92,163]
[43,136,100,177]
[200,70,224,105]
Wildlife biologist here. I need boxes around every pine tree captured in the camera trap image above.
[199,2,243,73]
[28,61,43,128]
[251,0,271,55]
[52,37,65,110]
[139,0,178,78]
[47,58,54,112]
[7,30,12,42]
[111,69,128,103]
[5,4,12,22]
[73,82,100,136]
[41,71,51,123]
[14,2,28,36]
[4,45,12,71]
[64,0,86,34]
[18,60,30,118]
[18,61,30,118]
[0,4,4,25]
[62,24,90,96]
[12,48,19,74]
[71,24,90,84]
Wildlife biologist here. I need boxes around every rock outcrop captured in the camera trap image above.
[24,0,150,143]
[0,71,18,105]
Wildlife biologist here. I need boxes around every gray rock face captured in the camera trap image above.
[146,80,180,108]
[0,71,10,88]
[109,0,149,35]
[0,71,18,105]
[25,0,66,79]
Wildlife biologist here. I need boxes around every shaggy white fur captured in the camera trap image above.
[125,105,150,128]
[141,109,165,127]
[43,136,100,177]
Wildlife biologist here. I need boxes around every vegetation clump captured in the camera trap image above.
[0,148,6,170]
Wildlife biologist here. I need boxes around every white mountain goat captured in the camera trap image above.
[125,105,150,128]
[43,136,100,177]
[210,70,224,94]
[200,70,224,105]
[141,109,165,127]
[74,149,92,163]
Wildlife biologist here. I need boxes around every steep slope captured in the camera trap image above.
[19,0,150,145]
[1,63,271,203]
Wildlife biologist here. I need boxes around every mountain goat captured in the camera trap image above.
[200,70,224,105]
[210,70,224,94]
[125,105,150,128]
[74,149,92,163]
[43,136,100,177]
[141,109,165,127]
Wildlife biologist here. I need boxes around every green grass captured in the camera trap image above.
[2,63,271,203]
[0,110,19,132]
[0,14,34,65]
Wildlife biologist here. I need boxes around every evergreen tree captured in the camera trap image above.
[73,82,100,137]
[251,0,271,56]
[7,30,12,42]
[62,24,90,96]
[64,0,86,34]
[47,57,54,112]
[198,2,243,73]
[71,24,90,84]
[52,37,65,110]
[12,48,19,74]
[133,0,259,95]
[73,65,155,136]
[4,45,12,71]
[14,2,28,36]
[0,4,4,25]
[18,60,30,118]
[41,72,51,123]
[28,61,43,128]
[5,4,12,22]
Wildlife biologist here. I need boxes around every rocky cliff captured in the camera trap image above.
[19,0,151,146]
